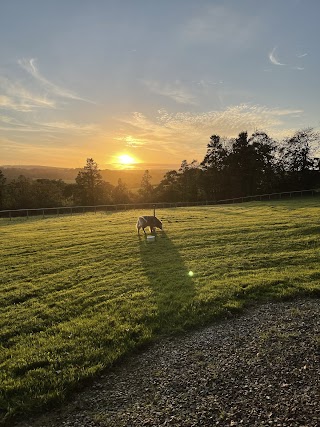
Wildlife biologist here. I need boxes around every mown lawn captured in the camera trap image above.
[0,198,319,423]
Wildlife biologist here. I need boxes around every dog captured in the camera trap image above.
[136,215,163,234]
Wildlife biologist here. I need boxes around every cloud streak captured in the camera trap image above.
[0,58,98,142]
[0,77,56,112]
[40,121,98,133]
[0,113,98,135]
[143,79,197,105]
[0,58,95,115]
[269,47,286,66]
[116,104,303,159]
[18,58,95,104]
[269,47,308,70]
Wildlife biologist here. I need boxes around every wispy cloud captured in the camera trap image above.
[142,79,197,105]
[192,79,224,87]
[269,47,308,70]
[0,58,98,139]
[0,57,95,115]
[269,47,286,66]
[0,77,56,112]
[114,135,146,147]
[0,114,32,130]
[18,58,95,104]
[0,114,98,135]
[116,104,304,159]
[40,121,98,133]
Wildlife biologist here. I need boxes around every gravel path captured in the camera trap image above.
[15,299,320,427]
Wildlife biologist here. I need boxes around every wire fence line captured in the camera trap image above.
[0,188,318,221]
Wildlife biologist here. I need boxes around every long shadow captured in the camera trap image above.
[139,231,195,334]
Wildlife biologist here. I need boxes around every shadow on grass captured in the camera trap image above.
[139,231,195,334]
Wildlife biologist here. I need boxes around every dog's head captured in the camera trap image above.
[154,217,163,230]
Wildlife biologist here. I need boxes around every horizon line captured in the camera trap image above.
[0,163,181,171]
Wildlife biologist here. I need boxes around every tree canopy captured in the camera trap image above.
[0,128,319,211]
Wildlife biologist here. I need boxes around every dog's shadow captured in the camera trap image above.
[139,231,195,334]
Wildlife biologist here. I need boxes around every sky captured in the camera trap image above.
[0,0,319,169]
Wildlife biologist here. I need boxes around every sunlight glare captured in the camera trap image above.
[118,154,136,165]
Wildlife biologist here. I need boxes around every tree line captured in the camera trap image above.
[0,128,319,211]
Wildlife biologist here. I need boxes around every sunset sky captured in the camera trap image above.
[1,0,319,169]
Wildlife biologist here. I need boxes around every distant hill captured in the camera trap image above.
[0,166,172,188]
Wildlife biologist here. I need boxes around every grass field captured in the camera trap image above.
[1,198,320,423]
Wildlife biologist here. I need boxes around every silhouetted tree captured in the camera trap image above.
[68,165,114,206]
[178,160,203,201]
[30,179,66,208]
[7,175,32,209]
[201,135,229,170]
[200,135,230,200]
[247,130,277,193]
[277,128,320,189]
[75,158,104,205]
[99,181,115,204]
[112,178,132,204]
[227,131,253,197]
[200,131,280,199]
[3,127,319,211]
[154,170,180,202]
[138,170,154,201]
[63,183,78,206]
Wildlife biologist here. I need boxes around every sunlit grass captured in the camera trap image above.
[0,198,319,422]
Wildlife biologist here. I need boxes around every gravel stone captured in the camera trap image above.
[14,299,320,427]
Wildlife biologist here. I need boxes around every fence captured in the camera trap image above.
[0,188,318,220]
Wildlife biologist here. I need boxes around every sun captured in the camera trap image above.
[118,154,136,165]
[110,152,140,169]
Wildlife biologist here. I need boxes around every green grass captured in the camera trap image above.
[1,198,320,423]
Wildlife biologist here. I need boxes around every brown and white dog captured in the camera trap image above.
[136,216,163,234]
